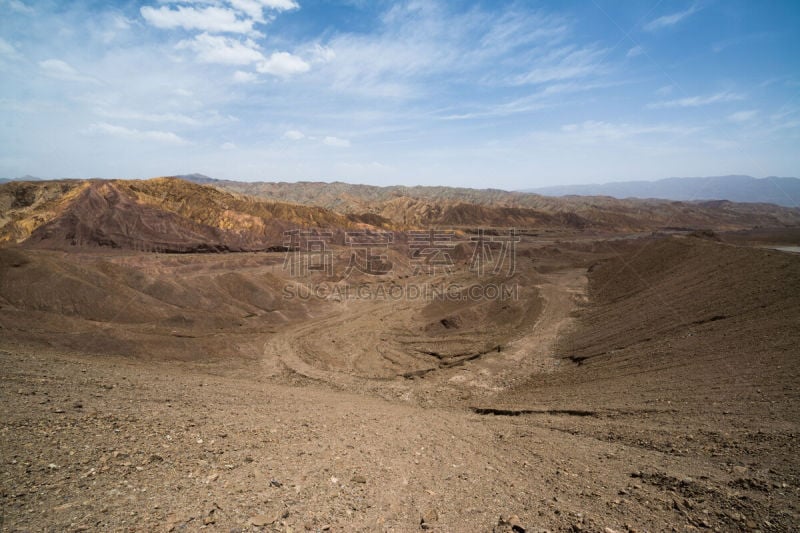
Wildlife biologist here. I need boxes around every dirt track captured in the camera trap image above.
[1,235,799,531]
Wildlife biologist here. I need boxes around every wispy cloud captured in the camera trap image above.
[232,70,258,83]
[313,3,609,100]
[647,91,744,109]
[93,108,201,126]
[0,37,22,60]
[1,0,33,15]
[38,59,99,84]
[228,0,298,22]
[558,120,700,142]
[440,79,623,121]
[88,122,190,145]
[322,136,350,148]
[727,110,758,122]
[283,130,305,140]
[512,46,608,86]
[626,45,644,58]
[176,33,264,65]
[644,4,700,31]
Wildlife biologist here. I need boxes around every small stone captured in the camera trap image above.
[493,514,528,533]
[351,474,367,484]
[149,454,164,463]
[508,515,526,532]
[269,479,282,487]
[203,516,215,525]
[250,514,271,527]
[420,508,438,526]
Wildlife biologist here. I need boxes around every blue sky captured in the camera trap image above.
[1,0,798,188]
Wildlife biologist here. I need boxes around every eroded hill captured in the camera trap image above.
[1,178,384,251]
[187,177,800,231]
[3,177,800,254]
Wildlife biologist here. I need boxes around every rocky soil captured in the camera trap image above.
[1,233,798,531]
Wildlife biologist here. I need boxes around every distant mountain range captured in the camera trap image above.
[0,175,43,184]
[5,173,799,209]
[522,175,800,207]
[3,177,800,252]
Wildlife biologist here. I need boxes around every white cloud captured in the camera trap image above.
[220,141,237,150]
[644,5,700,31]
[728,110,758,122]
[256,52,310,77]
[92,13,134,44]
[228,0,298,22]
[323,136,350,147]
[626,45,644,58]
[308,43,335,64]
[177,33,264,65]
[94,108,201,126]
[283,129,305,140]
[512,45,608,86]
[0,37,21,60]
[38,59,97,83]
[141,5,255,34]
[647,91,744,109]
[656,84,674,96]
[2,0,33,14]
[557,120,699,142]
[232,70,258,83]
[318,5,592,99]
[88,122,189,145]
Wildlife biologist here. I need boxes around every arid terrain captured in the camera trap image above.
[1,178,799,532]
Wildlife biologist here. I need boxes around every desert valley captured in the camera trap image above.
[0,176,798,532]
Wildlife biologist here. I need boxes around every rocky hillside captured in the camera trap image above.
[2,177,800,252]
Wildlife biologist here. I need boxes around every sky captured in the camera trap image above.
[0,0,799,189]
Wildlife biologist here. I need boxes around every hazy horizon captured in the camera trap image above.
[1,1,799,188]
[4,173,798,192]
